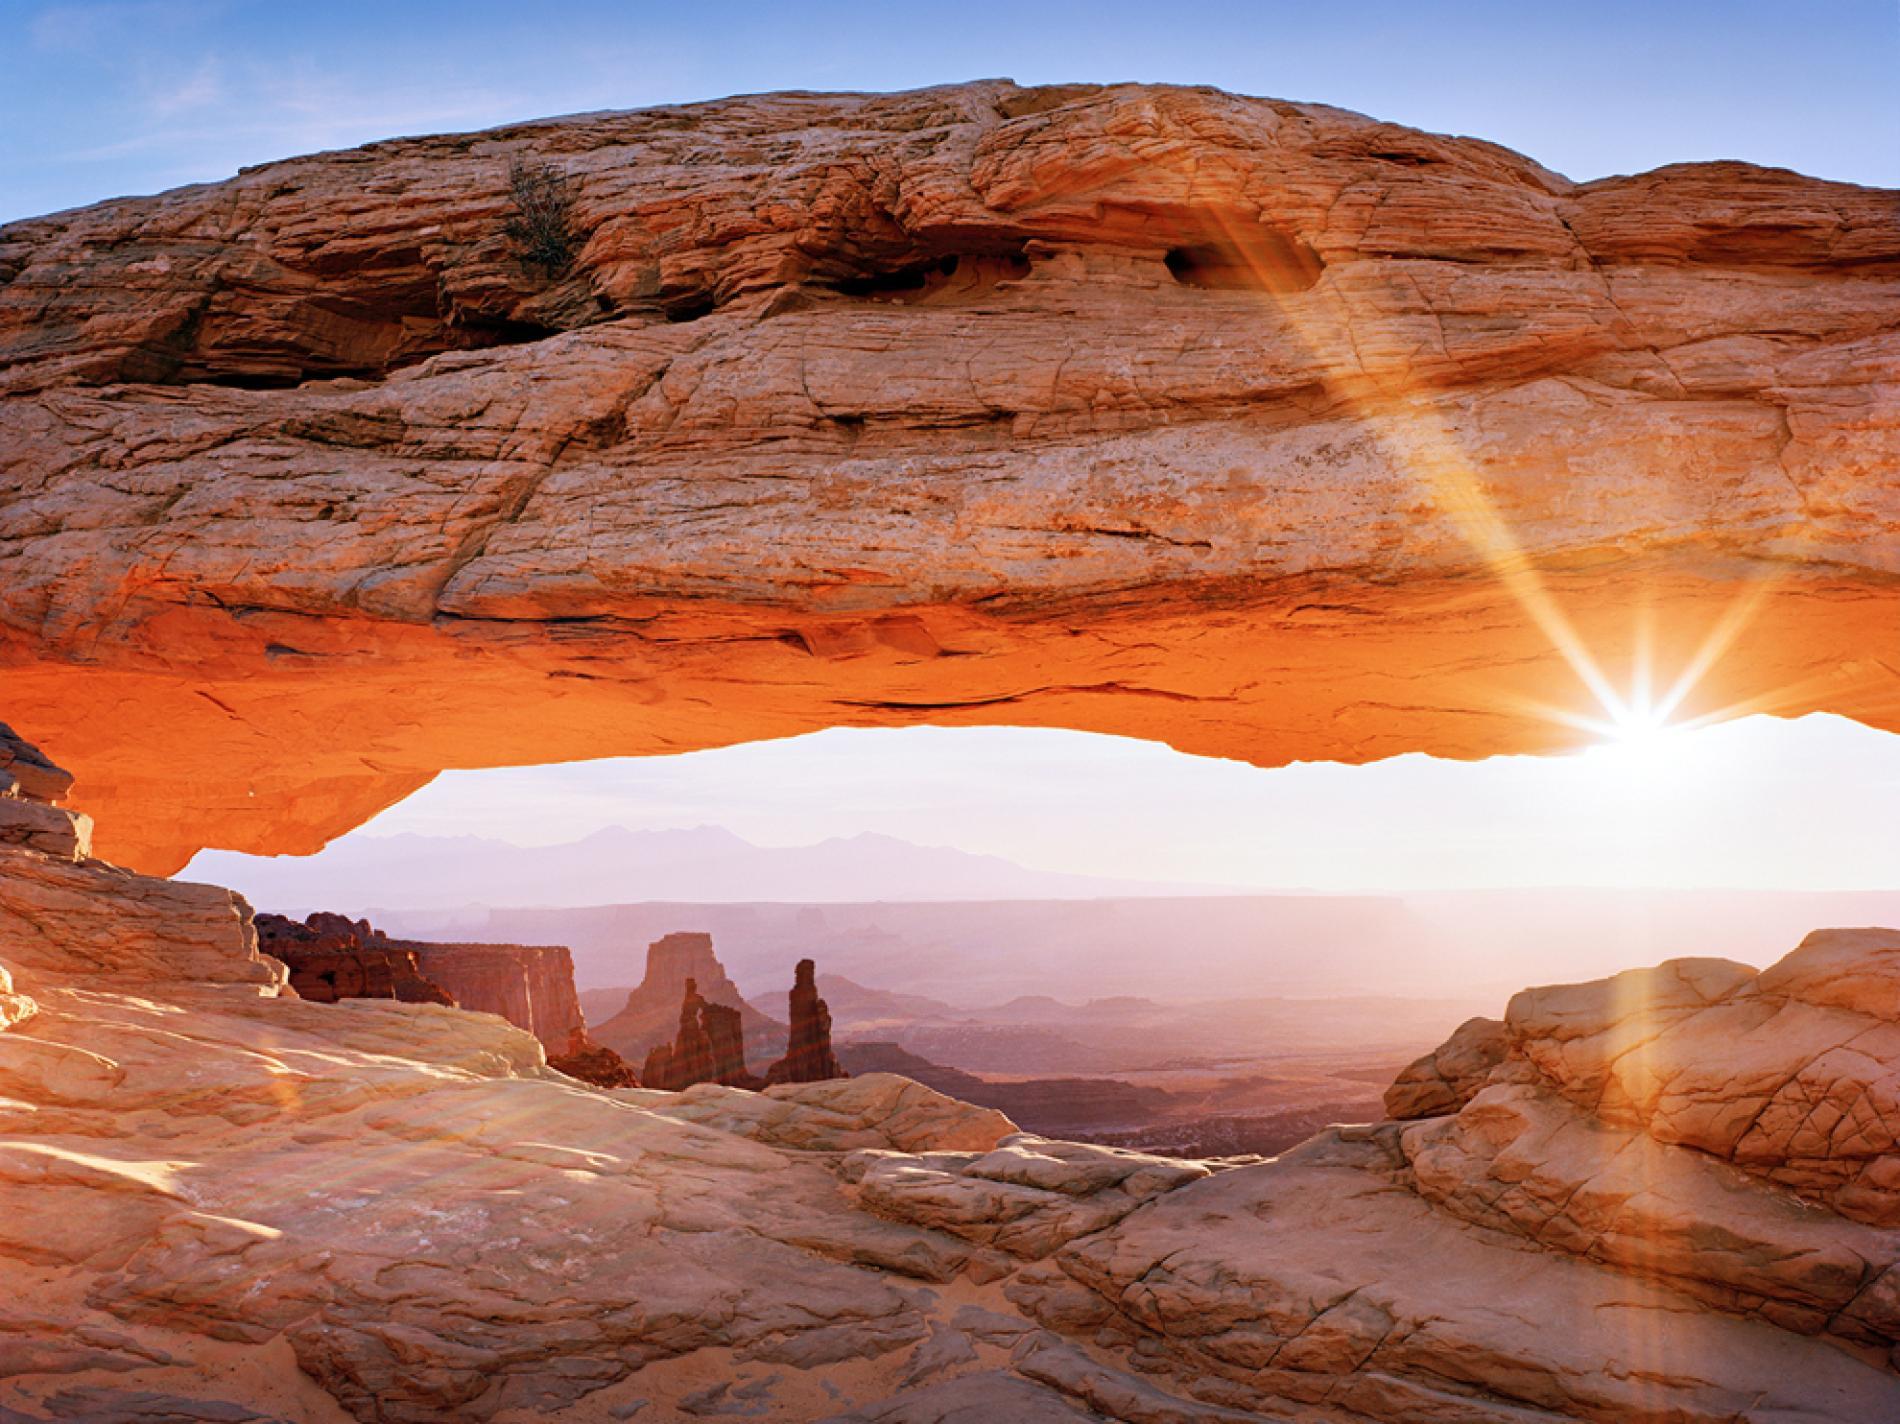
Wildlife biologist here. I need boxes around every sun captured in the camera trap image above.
[1581,699,1689,777]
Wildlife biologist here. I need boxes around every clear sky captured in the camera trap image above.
[3,0,1897,224]
[18,2,1900,894]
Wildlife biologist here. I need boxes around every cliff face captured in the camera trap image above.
[256,910,456,1006]
[254,908,635,1084]
[406,940,586,1047]
[5,722,1900,1420]
[1,82,1895,871]
[254,909,589,1047]
[593,931,786,1065]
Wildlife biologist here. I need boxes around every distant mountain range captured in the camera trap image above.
[372,887,1900,1007]
[184,824,1243,915]
[185,827,1900,1009]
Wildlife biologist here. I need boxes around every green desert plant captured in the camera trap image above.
[503,157,578,275]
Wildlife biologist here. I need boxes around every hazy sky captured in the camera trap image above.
[185,715,1900,893]
[18,3,1900,894]
[4,1,1897,224]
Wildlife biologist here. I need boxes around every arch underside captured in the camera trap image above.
[0,80,1895,872]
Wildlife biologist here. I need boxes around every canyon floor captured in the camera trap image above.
[7,745,1900,1421]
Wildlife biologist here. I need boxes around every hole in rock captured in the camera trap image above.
[454,313,564,347]
[1164,233,1326,292]
[664,292,719,323]
[827,246,1033,303]
[187,714,1900,1159]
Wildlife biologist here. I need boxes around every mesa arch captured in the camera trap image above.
[1,80,1896,874]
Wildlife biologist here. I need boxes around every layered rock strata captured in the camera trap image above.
[0,721,90,863]
[256,911,456,1006]
[0,739,281,995]
[405,939,587,1047]
[2,83,1897,872]
[767,956,848,1086]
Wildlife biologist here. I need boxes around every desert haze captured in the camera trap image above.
[4,7,1900,1420]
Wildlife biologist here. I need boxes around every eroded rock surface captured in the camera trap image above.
[256,911,456,1006]
[1383,1013,1506,1119]
[641,976,764,1092]
[595,931,786,1067]
[4,725,1900,1421]
[767,957,848,1086]
[2,84,1896,871]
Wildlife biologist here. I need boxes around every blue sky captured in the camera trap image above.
[4,0,1897,223]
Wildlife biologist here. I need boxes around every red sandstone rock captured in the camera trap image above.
[593,931,784,1066]
[765,957,846,1086]
[1,84,1895,872]
[0,794,90,861]
[545,1028,641,1089]
[7,719,1900,1419]
[0,722,74,806]
[255,911,455,1006]
[1384,1015,1508,1119]
[405,939,586,1046]
[254,909,640,1084]
[642,977,762,1091]
[0,722,90,861]
[1,849,282,992]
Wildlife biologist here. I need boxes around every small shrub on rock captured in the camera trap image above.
[503,157,578,275]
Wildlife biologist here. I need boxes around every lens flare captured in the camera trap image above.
[1183,193,1808,763]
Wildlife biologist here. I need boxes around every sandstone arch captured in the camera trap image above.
[2,80,1896,872]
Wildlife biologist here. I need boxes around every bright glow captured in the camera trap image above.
[185,714,1900,902]
[1579,702,1690,780]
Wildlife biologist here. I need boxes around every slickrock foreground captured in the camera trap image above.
[4,726,1900,1420]
[1,81,1897,870]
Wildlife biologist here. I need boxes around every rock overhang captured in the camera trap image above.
[0,79,1895,872]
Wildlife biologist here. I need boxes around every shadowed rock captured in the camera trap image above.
[766,958,847,1086]
[642,976,763,1091]
[256,912,456,1006]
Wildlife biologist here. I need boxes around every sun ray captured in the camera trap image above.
[1191,201,1638,732]
[1185,190,1825,755]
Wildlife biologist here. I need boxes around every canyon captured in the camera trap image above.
[5,726,1900,1419]
[594,931,788,1067]
[4,76,1900,1421]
